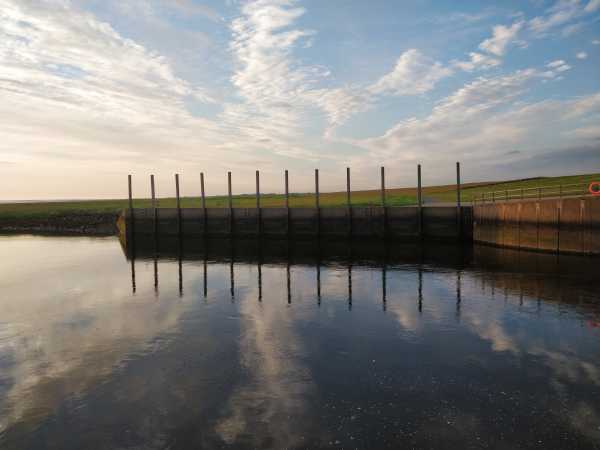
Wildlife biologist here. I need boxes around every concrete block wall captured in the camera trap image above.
[473,196,599,255]
[121,206,472,241]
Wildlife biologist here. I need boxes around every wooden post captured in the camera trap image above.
[128,174,134,237]
[285,169,290,236]
[175,173,181,234]
[417,164,423,237]
[128,174,133,210]
[346,167,352,237]
[228,171,233,235]
[315,169,320,237]
[256,170,261,235]
[381,166,386,206]
[315,169,320,208]
[381,166,387,238]
[346,167,351,207]
[456,162,461,208]
[200,172,206,236]
[200,172,206,209]
[151,174,157,235]
[285,170,290,208]
[256,170,260,209]
[456,162,462,239]
[151,174,156,208]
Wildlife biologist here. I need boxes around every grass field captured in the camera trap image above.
[1,172,598,220]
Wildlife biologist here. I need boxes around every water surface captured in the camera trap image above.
[0,235,599,449]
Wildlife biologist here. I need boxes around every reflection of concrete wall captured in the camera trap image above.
[120,206,472,241]
[473,196,600,255]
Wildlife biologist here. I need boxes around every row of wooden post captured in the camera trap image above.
[128,163,463,236]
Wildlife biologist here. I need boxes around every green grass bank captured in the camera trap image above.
[0,172,598,234]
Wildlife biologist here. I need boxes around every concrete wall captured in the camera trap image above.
[120,206,472,241]
[473,196,600,255]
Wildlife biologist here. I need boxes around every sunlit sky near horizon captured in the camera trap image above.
[1,0,599,200]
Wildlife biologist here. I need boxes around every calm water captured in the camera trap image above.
[0,235,599,449]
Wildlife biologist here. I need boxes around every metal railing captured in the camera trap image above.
[474,182,591,204]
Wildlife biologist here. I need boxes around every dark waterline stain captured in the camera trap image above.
[0,235,599,449]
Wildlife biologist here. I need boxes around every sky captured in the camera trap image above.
[0,0,599,200]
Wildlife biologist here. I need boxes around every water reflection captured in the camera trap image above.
[129,239,450,312]
[1,235,599,449]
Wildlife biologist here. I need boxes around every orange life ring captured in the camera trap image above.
[589,182,600,196]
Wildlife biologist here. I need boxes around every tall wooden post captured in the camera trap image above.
[228,171,233,235]
[150,174,157,235]
[456,162,461,208]
[255,170,261,235]
[128,174,134,236]
[346,167,351,207]
[200,172,206,209]
[200,172,206,236]
[285,170,290,236]
[381,166,387,238]
[456,161,462,239]
[285,170,289,208]
[380,166,386,206]
[315,169,320,237]
[175,173,181,235]
[346,167,352,236]
[315,169,320,208]
[255,170,260,209]
[417,164,423,237]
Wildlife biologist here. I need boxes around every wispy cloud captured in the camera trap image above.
[347,67,600,182]
[369,49,453,96]
[479,21,525,56]
[529,0,599,36]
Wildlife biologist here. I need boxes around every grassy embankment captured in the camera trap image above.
[1,172,598,221]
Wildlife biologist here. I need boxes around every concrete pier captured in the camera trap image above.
[473,196,600,255]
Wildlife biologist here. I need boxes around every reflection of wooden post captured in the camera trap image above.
[230,259,234,300]
[287,262,291,304]
[178,243,183,297]
[315,169,320,237]
[346,167,352,237]
[348,264,352,311]
[228,171,233,235]
[316,261,321,306]
[382,265,387,311]
[418,266,423,313]
[203,257,208,298]
[258,261,262,302]
[417,164,423,237]
[256,170,261,235]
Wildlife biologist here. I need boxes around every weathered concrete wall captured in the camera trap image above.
[473,196,600,255]
[120,206,472,241]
